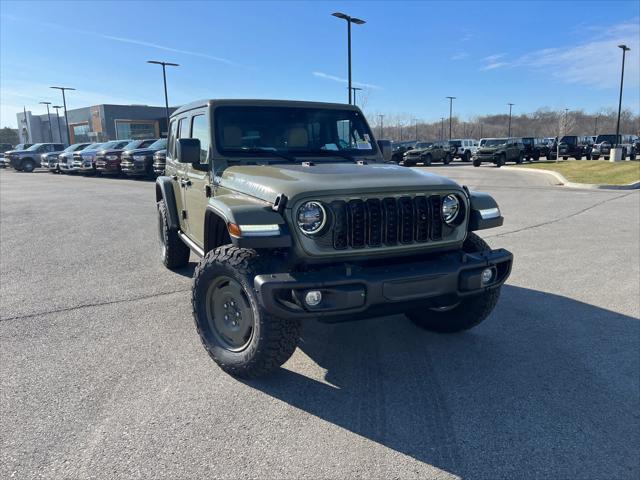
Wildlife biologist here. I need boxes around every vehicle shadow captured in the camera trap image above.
[245,285,639,479]
[172,261,197,278]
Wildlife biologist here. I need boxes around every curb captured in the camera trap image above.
[503,166,640,190]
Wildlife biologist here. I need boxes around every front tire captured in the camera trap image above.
[21,159,36,173]
[423,154,432,166]
[405,233,501,333]
[443,153,452,165]
[192,246,300,378]
[157,200,190,269]
[473,159,481,167]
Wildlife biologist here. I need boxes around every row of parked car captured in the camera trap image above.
[389,134,639,168]
[0,140,168,177]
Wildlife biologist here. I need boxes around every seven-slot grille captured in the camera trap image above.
[329,195,446,250]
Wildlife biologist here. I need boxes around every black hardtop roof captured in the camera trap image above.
[171,99,361,118]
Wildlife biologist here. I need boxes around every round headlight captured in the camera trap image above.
[296,201,326,235]
[441,194,460,224]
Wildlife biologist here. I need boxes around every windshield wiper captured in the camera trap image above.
[231,148,297,162]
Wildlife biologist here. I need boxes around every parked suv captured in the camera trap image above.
[94,140,135,175]
[591,134,637,160]
[521,137,549,161]
[473,138,524,167]
[391,141,416,163]
[403,140,453,166]
[6,143,65,172]
[152,149,167,176]
[548,135,593,160]
[450,138,478,162]
[65,143,103,174]
[42,142,90,173]
[1,143,33,168]
[155,99,512,378]
[121,138,166,177]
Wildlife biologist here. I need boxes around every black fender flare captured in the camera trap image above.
[205,194,291,251]
[466,190,504,231]
[155,176,180,230]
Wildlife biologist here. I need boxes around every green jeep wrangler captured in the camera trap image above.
[156,99,513,378]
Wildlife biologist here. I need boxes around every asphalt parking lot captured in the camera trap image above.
[1,166,638,479]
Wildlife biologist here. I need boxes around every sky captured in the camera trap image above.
[1,0,639,128]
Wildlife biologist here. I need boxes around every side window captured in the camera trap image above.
[175,117,189,160]
[191,114,210,164]
[168,120,178,159]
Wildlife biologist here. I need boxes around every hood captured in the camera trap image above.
[218,162,461,204]
[123,147,158,156]
[477,147,501,154]
[154,150,167,158]
[5,149,29,155]
[99,148,125,155]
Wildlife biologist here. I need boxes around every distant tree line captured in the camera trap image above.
[369,108,640,142]
[0,127,19,146]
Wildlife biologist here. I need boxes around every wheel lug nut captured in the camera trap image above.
[224,303,228,309]
[224,314,229,321]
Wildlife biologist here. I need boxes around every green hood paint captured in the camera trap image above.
[219,162,461,204]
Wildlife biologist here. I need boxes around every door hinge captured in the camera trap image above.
[181,210,188,220]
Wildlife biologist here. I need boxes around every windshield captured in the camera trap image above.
[124,140,144,150]
[215,106,377,161]
[148,138,167,150]
[595,135,619,144]
[484,139,508,147]
[449,140,462,147]
[560,136,577,145]
[81,143,103,152]
[415,142,432,149]
[522,138,533,145]
[25,143,45,151]
[64,143,87,152]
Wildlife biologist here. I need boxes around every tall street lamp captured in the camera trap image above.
[594,114,599,136]
[440,117,445,140]
[350,86,362,106]
[332,12,366,105]
[39,101,53,142]
[615,44,630,148]
[377,114,384,139]
[398,121,403,141]
[507,103,515,137]
[52,105,63,144]
[446,96,456,140]
[412,118,418,141]
[147,60,179,136]
[50,86,75,145]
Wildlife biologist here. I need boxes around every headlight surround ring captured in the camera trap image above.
[441,194,461,224]
[296,201,327,236]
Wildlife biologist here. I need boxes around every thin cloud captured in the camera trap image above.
[480,62,508,71]
[512,18,639,88]
[482,53,506,62]
[2,14,244,68]
[451,52,469,61]
[312,71,381,90]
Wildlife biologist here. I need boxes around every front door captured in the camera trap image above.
[182,112,211,248]
[167,117,189,232]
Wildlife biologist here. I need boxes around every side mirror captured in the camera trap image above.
[377,140,392,162]
[177,138,201,164]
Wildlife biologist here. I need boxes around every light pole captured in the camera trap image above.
[594,114,599,136]
[397,121,403,141]
[147,60,179,136]
[39,101,53,142]
[507,103,515,137]
[52,105,63,144]
[440,117,444,140]
[350,87,362,106]
[446,96,456,140]
[332,12,366,105]
[377,114,384,139]
[50,86,75,145]
[412,118,418,141]
[615,44,630,148]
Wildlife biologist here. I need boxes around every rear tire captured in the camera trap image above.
[157,200,190,269]
[423,154,432,166]
[405,233,501,333]
[515,153,524,164]
[443,154,452,165]
[496,154,505,168]
[464,151,471,162]
[192,246,300,378]
[473,159,481,167]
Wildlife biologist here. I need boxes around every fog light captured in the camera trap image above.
[481,268,494,285]
[304,290,322,307]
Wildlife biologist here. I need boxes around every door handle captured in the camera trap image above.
[171,175,178,181]
[181,179,192,187]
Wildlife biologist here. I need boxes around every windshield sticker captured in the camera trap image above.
[357,141,372,150]
[323,143,339,151]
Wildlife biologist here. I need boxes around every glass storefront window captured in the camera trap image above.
[115,121,157,140]
[72,123,91,143]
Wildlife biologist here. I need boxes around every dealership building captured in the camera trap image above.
[17,104,175,144]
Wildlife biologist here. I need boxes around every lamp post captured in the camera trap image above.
[507,103,515,137]
[50,86,75,145]
[52,105,63,144]
[440,117,444,140]
[398,121,403,141]
[412,118,418,141]
[332,12,366,105]
[147,60,179,136]
[446,96,456,140]
[350,87,362,106]
[377,114,384,139]
[39,101,53,142]
[615,44,630,148]
[594,114,599,136]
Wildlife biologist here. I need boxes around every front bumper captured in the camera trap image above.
[474,154,498,163]
[254,247,513,321]
[152,161,166,175]
[121,159,150,175]
[95,160,121,173]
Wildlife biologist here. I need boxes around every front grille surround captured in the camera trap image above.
[291,190,468,257]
